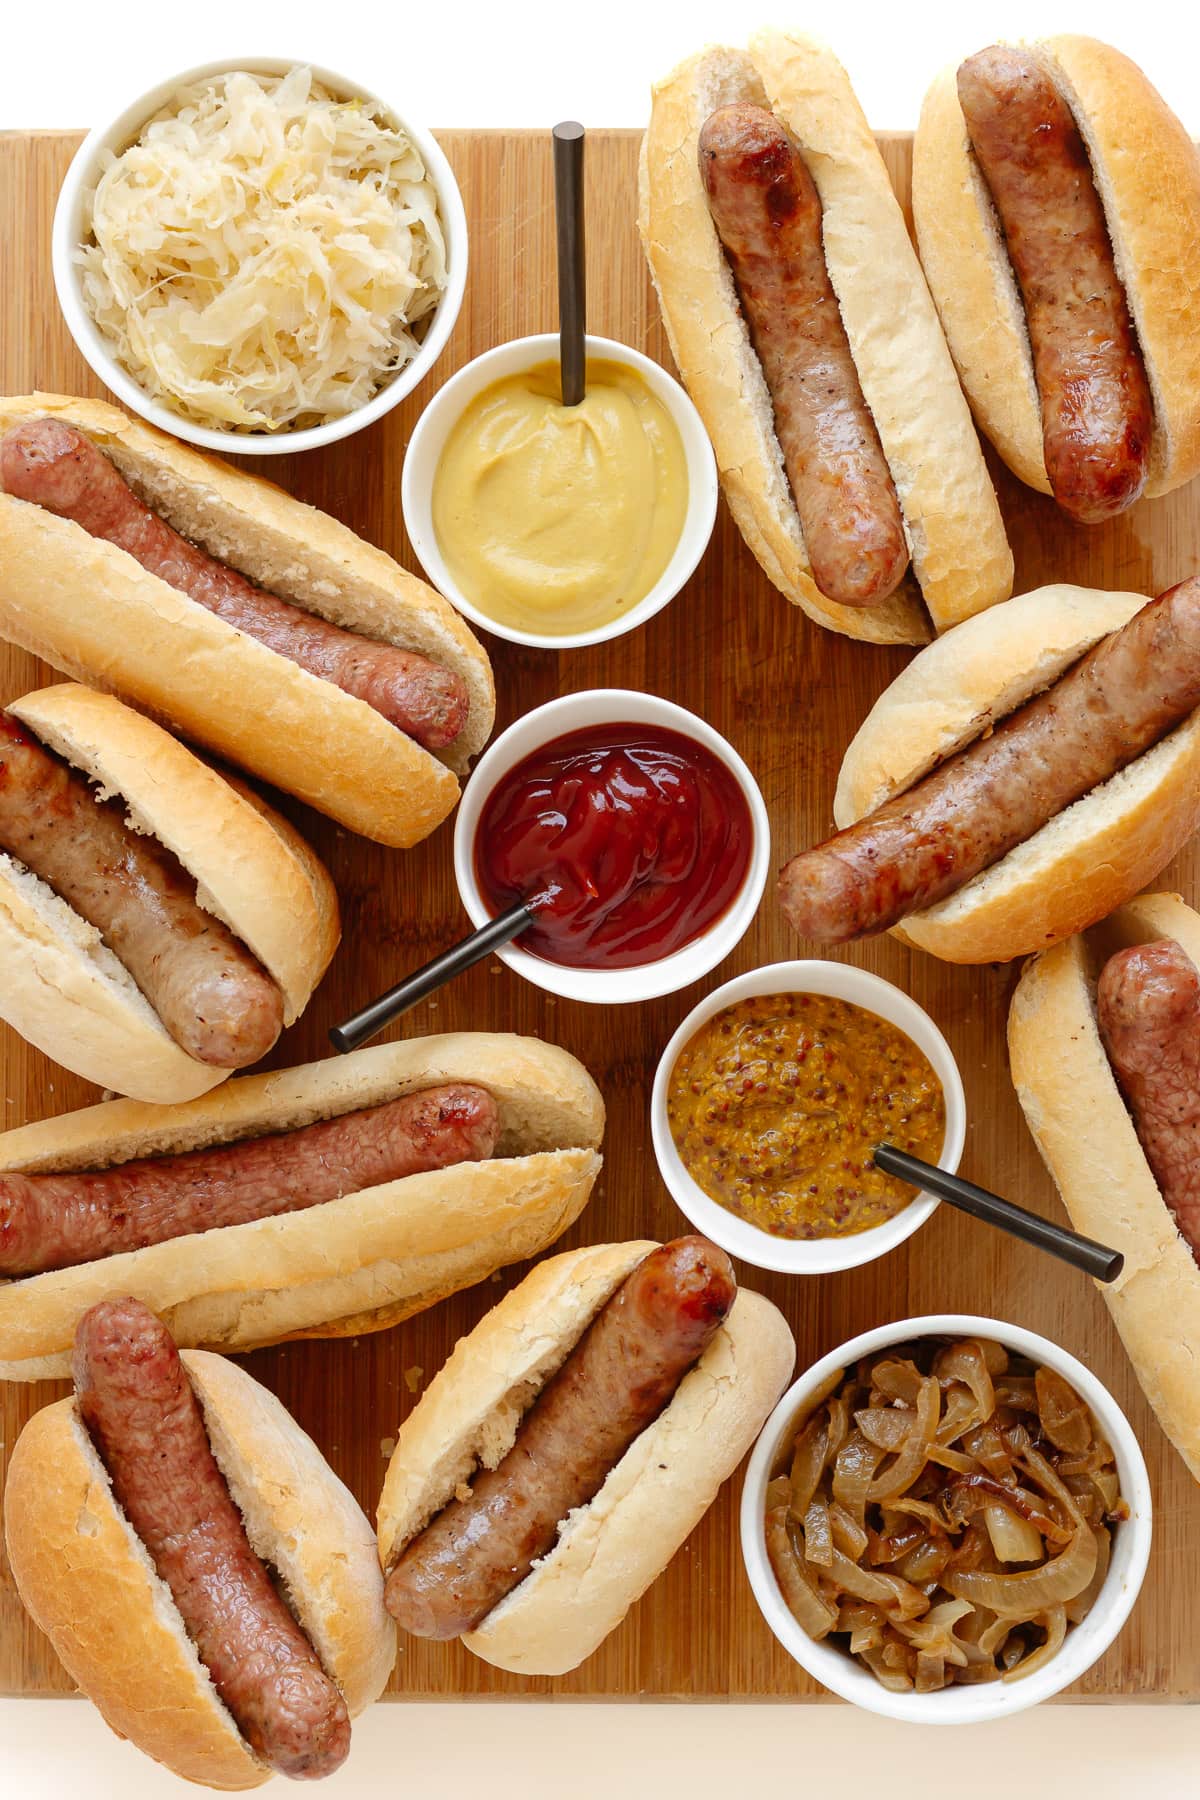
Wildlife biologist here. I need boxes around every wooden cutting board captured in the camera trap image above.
[1,127,1198,1704]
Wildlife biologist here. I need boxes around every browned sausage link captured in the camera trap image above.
[384,1234,737,1639]
[74,1297,350,1780]
[0,712,282,1066]
[957,47,1152,524]
[0,1083,499,1277]
[779,577,1200,943]
[1097,939,1200,1259]
[0,418,468,752]
[698,104,909,608]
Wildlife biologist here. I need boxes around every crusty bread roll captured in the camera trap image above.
[4,1348,395,1790]
[0,394,495,846]
[0,682,338,1104]
[0,1033,604,1380]
[914,36,1200,499]
[833,585,1200,963]
[638,30,1013,645]
[377,1240,795,1675]
[1008,892,1200,1483]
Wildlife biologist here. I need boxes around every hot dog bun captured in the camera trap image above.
[0,1033,603,1380]
[377,1240,795,1675]
[833,586,1200,963]
[638,30,1013,645]
[914,36,1200,499]
[4,1348,394,1790]
[0,682,338,1104]
[1008,892,1200,1483]
[0,394,496,846]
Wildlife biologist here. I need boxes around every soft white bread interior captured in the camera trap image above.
[0,394,496,846]
[638,33,1012,644]
[377,1241,795,1675]
[0,1033,604,1378]
[833,585,1200,964]
[3,1349,394,1791]
[913,36,1200,498]
[0,683,338,1105]
[1008,892,1200,1483]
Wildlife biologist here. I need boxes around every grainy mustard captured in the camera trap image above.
[666,992,945,1239]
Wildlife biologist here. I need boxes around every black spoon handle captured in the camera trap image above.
[874,1144,1124,1284]
[553,120,586,406]
[329,901,535,1054]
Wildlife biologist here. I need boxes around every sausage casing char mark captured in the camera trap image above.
[0,419,469,752]
[778,576,1200,943]
[1097,938,1200,1258]
[0,711,283,1066]
[74,1297,350,1780]
[383,1235,737,1639]
[0,1083,499,1277]
[956,46,1153,524]
[698,104,910,609]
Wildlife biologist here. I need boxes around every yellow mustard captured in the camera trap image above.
[431,358,689,636]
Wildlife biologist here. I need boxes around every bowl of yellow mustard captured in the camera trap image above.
[401,333,718,648]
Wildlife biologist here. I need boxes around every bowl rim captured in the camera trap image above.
[650,960,966,1275]
[739,1312,1154,1723]
[400,330,719,649]
[51,53,468,455]
[451,688,770,1004]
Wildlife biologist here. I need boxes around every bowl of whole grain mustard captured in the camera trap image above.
[650,962,966,1275]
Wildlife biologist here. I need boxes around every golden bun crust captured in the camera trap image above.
[184,1352,396,1717]
[638,33,1012,644]
[0,393,496,846]
[833,586,1200,964]
[913,36,1200,499]
[912,67,1049,495]
[0,683,338,1104]
[1008,893,1200,1483]
[2,1352,393,1790]
[378,1241,795,1675]
[0,1034,604,1377]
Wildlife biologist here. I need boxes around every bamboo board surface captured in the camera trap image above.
[1,127,1198,1703]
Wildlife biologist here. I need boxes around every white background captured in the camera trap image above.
[0,0,1195,131]
[3,2,1200,1794]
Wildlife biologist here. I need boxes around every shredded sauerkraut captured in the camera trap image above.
[77,67,449,432]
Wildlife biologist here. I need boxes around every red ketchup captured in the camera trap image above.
[474,722,754,969]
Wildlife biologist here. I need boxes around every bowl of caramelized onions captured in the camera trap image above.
[740,1316,1152,1720]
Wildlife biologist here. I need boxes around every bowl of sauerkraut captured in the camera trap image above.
[53,59,465,452]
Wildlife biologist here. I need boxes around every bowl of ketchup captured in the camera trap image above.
[454,691,770,1003]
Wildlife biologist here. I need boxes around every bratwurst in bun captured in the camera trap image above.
[378,1237,794,1674]
[0,682,337,1103]
[639,29,1012,644]
[0,395,495,846]
[1009,892,1200,1486]
[0,1033,603,1379]
[778,580,1200,964]
[914,37,1200,520]
[4,1298,394,1787]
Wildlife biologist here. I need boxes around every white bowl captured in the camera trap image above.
[401,333,718,648]
[651,961,966,1276]
[52,56,468,455]
[452,690,769,1004]
[741,1314,1153,1722]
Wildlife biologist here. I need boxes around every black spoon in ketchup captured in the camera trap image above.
[329,901,536,1053]
[331,719,755,1053]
